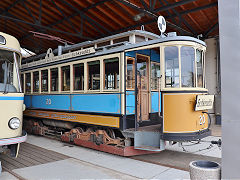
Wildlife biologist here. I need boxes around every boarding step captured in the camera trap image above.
[134,131,165,152]
[122,125,165,152]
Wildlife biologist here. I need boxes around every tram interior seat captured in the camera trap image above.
[0,83,17,93]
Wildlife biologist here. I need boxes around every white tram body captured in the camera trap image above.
[0,32,27,158]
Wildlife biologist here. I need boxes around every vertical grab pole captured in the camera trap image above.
[134,53,138,131]
[13,52,22,93]
[123,52,127,130]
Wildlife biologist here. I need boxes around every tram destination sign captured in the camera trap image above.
[195,95,214,111]
[21,47,95,69]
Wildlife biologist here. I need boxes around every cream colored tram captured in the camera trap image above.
[0,32,27,159]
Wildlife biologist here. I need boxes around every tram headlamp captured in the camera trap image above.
[8,117,21,130]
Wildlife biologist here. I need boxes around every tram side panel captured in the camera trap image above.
[125,90,161,129]
[0,94,24,139]
[162,92,210,141]
[24,93,122,128]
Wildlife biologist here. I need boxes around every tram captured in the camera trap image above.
[0,32,27,158]
[21,28,214,156]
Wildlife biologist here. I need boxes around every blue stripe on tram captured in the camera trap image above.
[0,96,24,100]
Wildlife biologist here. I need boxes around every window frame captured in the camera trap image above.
[103,57,120,91]
[180,46,196,88]
[24,72,32,94]
[33,71,40,93]
[126,57,135,91]
[50,67,59,92]
[150,61,160,91]
[41,69,49,93]
[61,65,71,92]
[73,62,84,92]
[87,60,101,91]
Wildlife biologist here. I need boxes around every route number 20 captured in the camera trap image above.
[199,115,206,125]
[46,99,52,105]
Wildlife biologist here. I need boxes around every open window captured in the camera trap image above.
[73,63,84,91]
[61,66,70,91]
[41,70,48,92]
[33,71,39,92]
[50,68,58,91]
[88,61,100,90]
[104,57,119,90]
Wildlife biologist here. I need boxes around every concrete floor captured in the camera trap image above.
[0,125,222,180]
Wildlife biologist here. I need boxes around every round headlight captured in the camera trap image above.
[8,117,21,130]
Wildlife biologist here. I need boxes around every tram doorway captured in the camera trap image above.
[136,54,150,122]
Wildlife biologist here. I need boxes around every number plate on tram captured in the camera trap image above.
[195,95,214,111]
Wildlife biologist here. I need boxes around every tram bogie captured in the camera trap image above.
[21,30,213,156]
[0,32,27,158]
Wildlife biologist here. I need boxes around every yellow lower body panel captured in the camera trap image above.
[24,109,120,128]
[163,93,208,133]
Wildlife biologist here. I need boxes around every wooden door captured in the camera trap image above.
[136,55,150,122]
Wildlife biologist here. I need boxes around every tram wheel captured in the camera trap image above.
[105,128,116,139]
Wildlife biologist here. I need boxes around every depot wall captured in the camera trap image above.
[205,38,221,124]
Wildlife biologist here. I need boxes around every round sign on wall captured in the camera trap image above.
[157,16,166,34]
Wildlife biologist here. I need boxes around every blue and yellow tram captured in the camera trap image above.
[0,32,27,158]
[21,30,213,156]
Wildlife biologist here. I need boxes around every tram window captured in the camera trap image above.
[165,46,179,88]
[97,41,110,48]
[126,58,134,89]
[33,71,39,92]
[50,68,58,91]
[135,35,145,43]
[25,73,31,93]
[151,63,160,90]
[181,46,195,87]
[41,70,48,92]
[61,66,70,91]
[73,63,84,91]
[113,37,129,44]
[88,61,100,90]
[196,50,203,88]
[104,58,119,90]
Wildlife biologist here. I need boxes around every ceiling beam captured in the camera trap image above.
[150,0,157,11]
[50,0,79,34]
[154,0,197,12]
[161,0,197,35]
[110,1,218,36]
[177,2,218,16]
[58,0,110,34]
[0,14,92,39]
[115,0,193,35]
[0,0,23,14]
[38,0,42,25]
[20,0,112,42]
[204,22,219,38]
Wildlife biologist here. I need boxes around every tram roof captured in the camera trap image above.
[21,32,206,71]
[0,0,218,55]
[0,32,21,55]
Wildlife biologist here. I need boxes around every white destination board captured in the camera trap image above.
[21,47,96,69]
[195,95,214,111]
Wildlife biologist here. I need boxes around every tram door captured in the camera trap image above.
[136,55,150,122]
